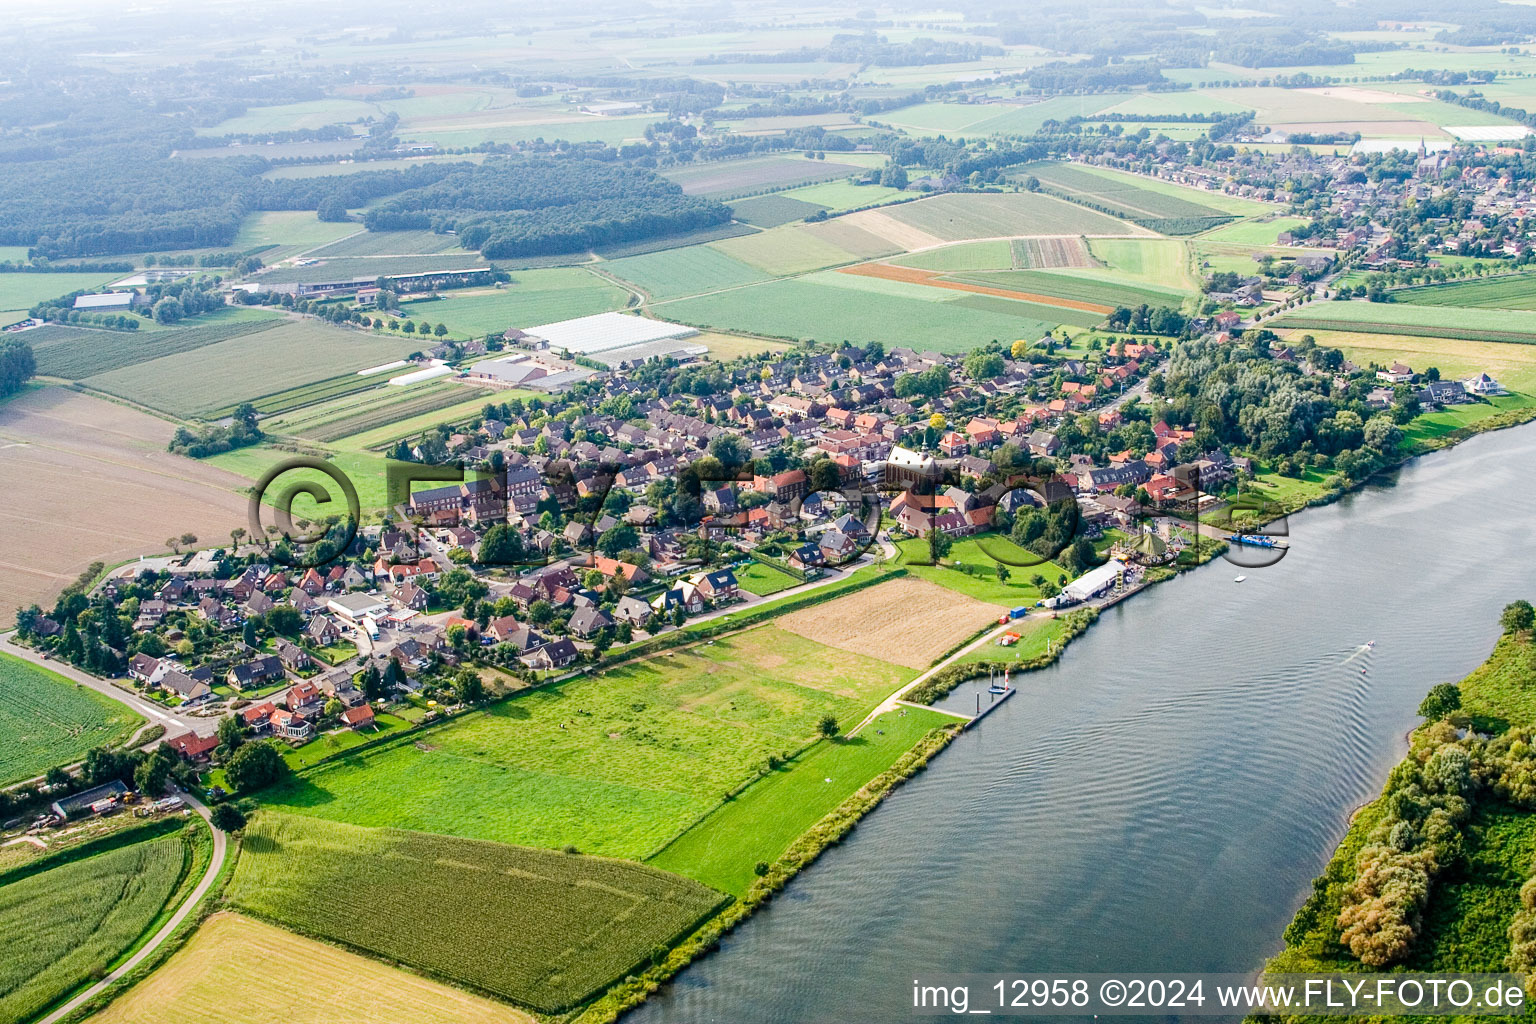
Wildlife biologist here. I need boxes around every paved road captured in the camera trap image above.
[1,632,215,737]
[37,790,228,1024]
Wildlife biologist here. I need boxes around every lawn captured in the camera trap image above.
[85,320,423,419]
[257,625,915,857]
[734,560,800,596]
[399,269,631,337]
[0,652,144,786]
[87,912,537,1024]
[604,245,771,302]
[0,832,186,1023]
[657,277,1065,353]
[281,714,413,771]
[895,533,1070,606]
[228,815,724,1013]
[650,705,954,895]
[951,613,1074,666]
[231,212,361,260]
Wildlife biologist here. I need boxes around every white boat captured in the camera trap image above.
[1366,640,1376,648]
[1233,575,1247,583]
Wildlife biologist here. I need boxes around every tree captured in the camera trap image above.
[1363,415,1402,453]
[1010,338,1031,359]
[433,323,449,337]
[179,532,197,550]
[597,523,639,558]
[1496,600,1536,637]
[1417,683,1461,722]
[446,622,469,649]
[528,600,554,625]
[134,746,178,797]
[323,698,344,719]
[45,766,71,789]
[456,671,486,704]
[926,529,953,562]
[478,523,525,565]
[210,804,247,832]
[817,713,840,738]
[266,605,302,636]
[316,195,349,222]
[963,351,1005,381]
[216,714,247,758]
[879,162,908,189]
[359,663,385,701]
[0,338,36,399]
[224,740,289,794]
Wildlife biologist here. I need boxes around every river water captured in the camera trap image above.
[629,421,1536,1024]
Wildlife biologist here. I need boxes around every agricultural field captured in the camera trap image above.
[28,311,286,380]
[204,446,390,512]
[89,912,536,1024]
[603,246,770,302]
[774,576,1000,669]
[400,269,632,336]
[326,391,535,452]
[302,229,469,258]
[1085,237,1196,290]
[0,652,143,785]
[942,268,1191,310]
[0,272,125,318]
[1198,216,1313,246]
[1270,300,1536,344]
[0,388,250,618]
[661,154,867,197]
[896,533,1071,606]
[877,95,1132,136]
[798,217,905,260]
[855,191,1141,246]
[262,381,493,444]
[890,241,1015,272]
[85,320,425,418]
[259,154,486,180]
[1019,163,1245,233]
[198,98,379,135]
[1392,273,1536,310]
[707,223,863,276]
[734,560,800,596]
[657,276,1069,353]
[254,253,488,285]
[780,180,907,211]
[228,814,724,1013]
[651,704,955,895]
[231,212,362,260]
[830,264,1111,324]
[258,624,915,856]
[1013,236,1095,269]
[727,193,826,228]
[0,832,186,1023]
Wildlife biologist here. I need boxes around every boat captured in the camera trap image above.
[1233,575,1247,583]
[1366,640,1376,648]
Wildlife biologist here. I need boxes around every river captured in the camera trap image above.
[628,420,1536,1023]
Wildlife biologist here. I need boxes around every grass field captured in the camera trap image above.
[1393,273,1536,311]
[29,311,286,380]
[878,95,1133,136]
[400,269,631,336]
[727,193,825,228]
[780,180,906,211]
[944,268,1190,309]
[604,246,770,301]
[661,154,867,197]
[1198,216,1312,246]
[204,446,390,511]
[86,320,422,419]
[708,223,862,276]
[89,912,537,1024]
[1020,163,1244,232]
[0,652,144,786]
[258,624,914,857]
[692,331,794,361]
[872,191,1140,243]
[657,277,1067,352]
[890,240,1015,272]
[0,272,124,316]
[734,561,800,596]
[651,705,954,894]
[896,533,1070,606]
[229,814,724,1012]
[302,229,468,258]
[0,833,185,1023]
[231,212,361,260]
[1270,300,1536,344]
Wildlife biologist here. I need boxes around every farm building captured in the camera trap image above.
[73,292,137,311]
[519,312,699,356]
[51,780,130,820]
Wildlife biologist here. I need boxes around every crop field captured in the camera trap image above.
[259,624,914,856]
[1270,300,1536,344]
[734,560,800,596]
[658,277,1066,353]
[200,98,379,135]
[231,212,361,260]
[1070,164,1274,217]
[255,253,488,285]
[878,95,1132,136]
[662,154,866,197]
[799,217,905,260]
[1393,274,1536,310]
[229,814,724,1013]
[0,272,124,315]
[708,224,863,276]
[0,833,186,1023]
[1013,236,1095,269]
[781,181,906,211]
[835,263,1112,321]
[864,191,1141,245]
[264,381,492,444]
[1199,216,1313,246]
[896,534,1071,606]
[89,913,536,1024]
[401,269,631,336]
[303,229,468,258]
[1274,330,1536,396]
[29,313,285,380]
[944,268,1189,310]
[774,576,1000,669]
[590,221,757,260]
[651,705,954,894]
[604,246,770,302]
[0,652,144,785]
[327,392,535,452]
[1093,92,1252,118]
[1020,163,1239,233]
[0,388,251,617]
[85,320,423,418]
[728,193,826,228]
[891,241,1014,272]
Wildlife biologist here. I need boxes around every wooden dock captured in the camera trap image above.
[963,686,1016,728]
